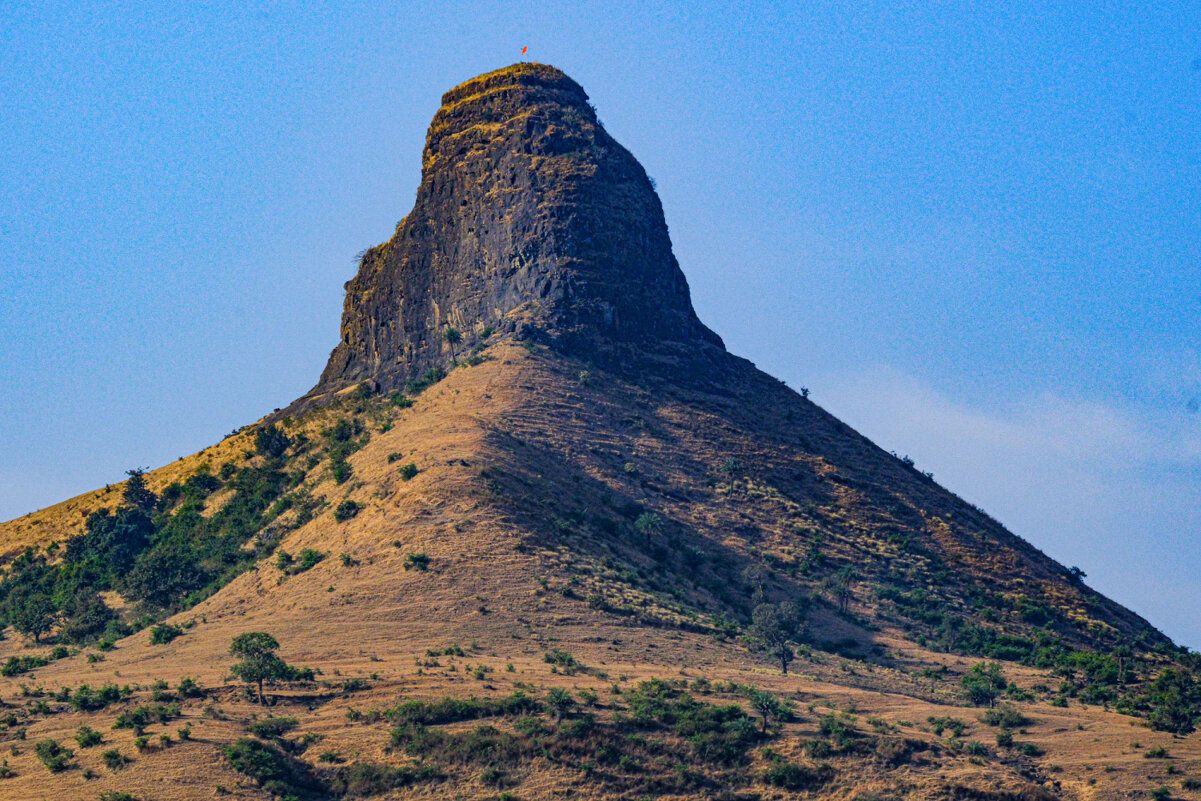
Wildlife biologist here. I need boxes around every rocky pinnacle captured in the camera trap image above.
[297,63,724,408]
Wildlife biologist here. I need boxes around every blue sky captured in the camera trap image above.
[1,2,1198,644]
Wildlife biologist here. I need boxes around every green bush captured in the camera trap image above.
[961,662,1007,706]
[296,549,326,572]
[113,703,180,732]
[398,463,419,481]
[249,717,298,739]
[102,748,130,770]
[69,683,124,711]
[980,704,1029,728]
[149,623,184,644]
[33,738,73,772]
[404,553,430,571]
[254,424,291,458]
[326,761,440,795]
[178,676,205,698]
[623,679,760,765]
[1,655,48,676]
[221,737,320,797]
[75,726,103,748]
[334,500,360,522]
[405,366,446,395]
[762,758,834,790]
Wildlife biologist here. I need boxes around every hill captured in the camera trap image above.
[0,63,1198,801]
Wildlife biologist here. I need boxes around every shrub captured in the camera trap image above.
[33,738,73,772]
[249,717,298,739]
[623,679,760,765]
[980,704,1029,729]
[149,623,184,644]
[334,500,360,523]
[817,712,858,748]
[222,738,290,790]
[326,761,440,795]
[404,553,430,571]
[1151,788,1171,801]
[543,649,578,671]
[113,703,180,732]
[961,662,1007,707]
[75,726,103,748]
[296,548,326,572]
[1147,746,1170,759]
[405,366,445,395]
[254,424,291,458]
[387,692,540,725]
[69,683,124,711]
[101,748,130,770]
[99,793,141,801]
[398,463,419,481]
[277,549,326,575]
[763,758,834,790]
[1,655,48,677]
[178,676,205,698]
[222,738,321,798]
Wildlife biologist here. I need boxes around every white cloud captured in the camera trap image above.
[815,365,1201,648]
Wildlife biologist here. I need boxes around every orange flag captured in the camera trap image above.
[521,46,528,55]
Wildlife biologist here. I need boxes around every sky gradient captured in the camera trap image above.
[2,2,1198,644]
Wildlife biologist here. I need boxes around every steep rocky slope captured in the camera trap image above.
[0,63,1197,801]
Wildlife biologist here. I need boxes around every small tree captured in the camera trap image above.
[254,424,291,459]
[741,563,769,605]
[9,589,56,644]
[750,690,784,733]
[827,566,856,613]
[230,633,293,705]
[444,326,462,364]
[634,512,663,546]
[961,661,1007,707]
[719,458,743,496]
[546,688,575,724]
[751,601,805,675]
[122,468,157,513]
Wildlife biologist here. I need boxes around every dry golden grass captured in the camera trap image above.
[0,343,1196,799]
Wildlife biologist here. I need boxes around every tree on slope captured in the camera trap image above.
[230,632,294,705]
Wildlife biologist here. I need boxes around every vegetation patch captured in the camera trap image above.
[149,623,184,644]
[33,738,73,772]
[222,737,322,798]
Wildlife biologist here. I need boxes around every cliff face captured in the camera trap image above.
[302,63,723,405]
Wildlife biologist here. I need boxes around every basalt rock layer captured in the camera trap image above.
[301,63,724,407]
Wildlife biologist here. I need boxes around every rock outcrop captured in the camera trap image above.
[300,63,724,406]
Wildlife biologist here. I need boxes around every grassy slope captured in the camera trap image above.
[0,342,1194,800]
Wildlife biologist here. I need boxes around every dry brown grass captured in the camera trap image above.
[0,343,1196,799]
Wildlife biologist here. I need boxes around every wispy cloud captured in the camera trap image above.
[815,365,1201,648]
